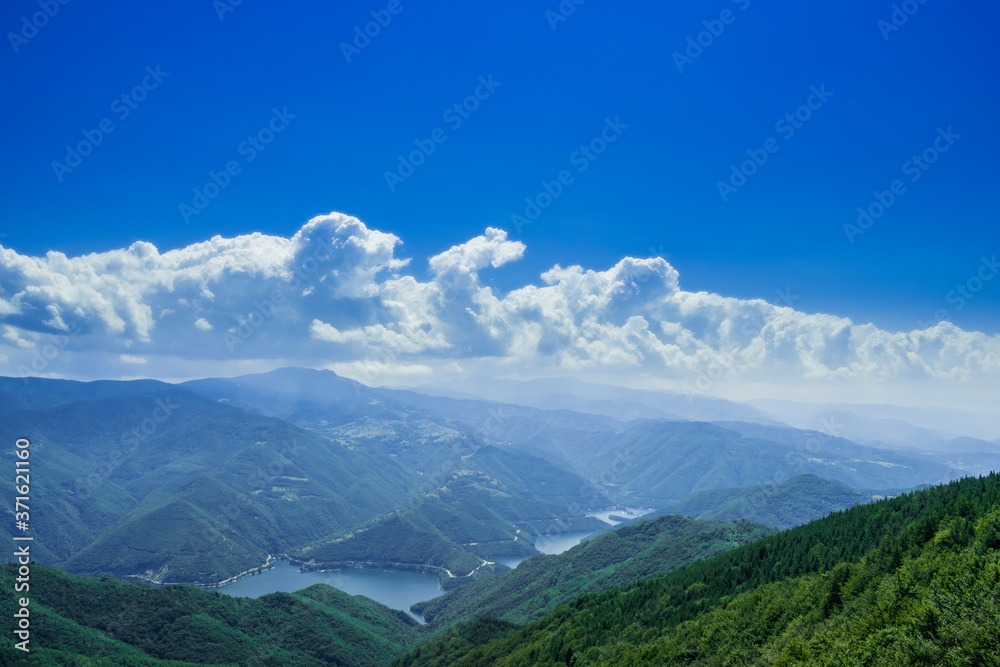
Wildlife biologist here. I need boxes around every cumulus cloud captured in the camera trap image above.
[1,212,998,404]
[428,227,525,275]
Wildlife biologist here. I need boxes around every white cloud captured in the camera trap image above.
[1,211,998,406]
[428,227,524,275]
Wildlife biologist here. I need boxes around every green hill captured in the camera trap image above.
[394,473,1000,665]
[294,446,607,584]
[410,514,775,629]
[0,376,173,416]
[0,387,418,583]
[0,564,423,666]
[650,474,872,530]
[296,495,516,580]
[587,420,959,504]
[0,375,608,587]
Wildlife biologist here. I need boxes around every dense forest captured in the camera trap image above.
[395,473,1000,665]
[413,514,775,628]
[0,565,423,666]
[0,374,612,587]
[3,474,998,665]
[651,474,872,530]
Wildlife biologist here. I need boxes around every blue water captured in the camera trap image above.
[535,530,596,555]
[216,560,443,619]
[493,555,529,568]
[218,527,609,609]
[493,530,598,569]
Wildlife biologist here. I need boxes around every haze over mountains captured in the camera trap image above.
[2,213,999,415]
[5,0,997,661]
[2,366,996,588]
[2,365,999,664]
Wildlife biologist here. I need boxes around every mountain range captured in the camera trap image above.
[3,367,995,590]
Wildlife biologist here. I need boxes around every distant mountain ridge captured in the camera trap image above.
[749,397,1000,447]
[0,384,417,582]
[650,474,872,530]
[2,367,992,589]
[0,371,609,585]
[406,375,781,424]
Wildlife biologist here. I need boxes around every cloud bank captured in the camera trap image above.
[2,212,998,404]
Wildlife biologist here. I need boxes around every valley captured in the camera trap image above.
[1,368,997,665]
[5,7,995,664]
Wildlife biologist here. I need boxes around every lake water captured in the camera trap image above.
[493,509,655,569]
[216,561,443,621]
[535,530,597,554]
[493,555,528,568]
[215,521,644,608]
[493,530,598,569]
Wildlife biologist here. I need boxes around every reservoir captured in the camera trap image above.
[493,529,598,569]
[217,560,443,620]
[535,530,597,555]
[493,509,653,568]
[215,521,635,610]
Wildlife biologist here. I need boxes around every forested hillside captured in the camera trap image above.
[0,374,603,585]
[396,473,1000,665]
[0,564,424,666]
[411,514,775,628]
[0,387,417,583]
[649,474,872,530]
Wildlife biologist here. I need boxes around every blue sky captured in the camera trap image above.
[1,0,999,404]
[3,0,997,333]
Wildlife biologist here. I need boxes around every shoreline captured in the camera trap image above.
[127,554,279,589]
